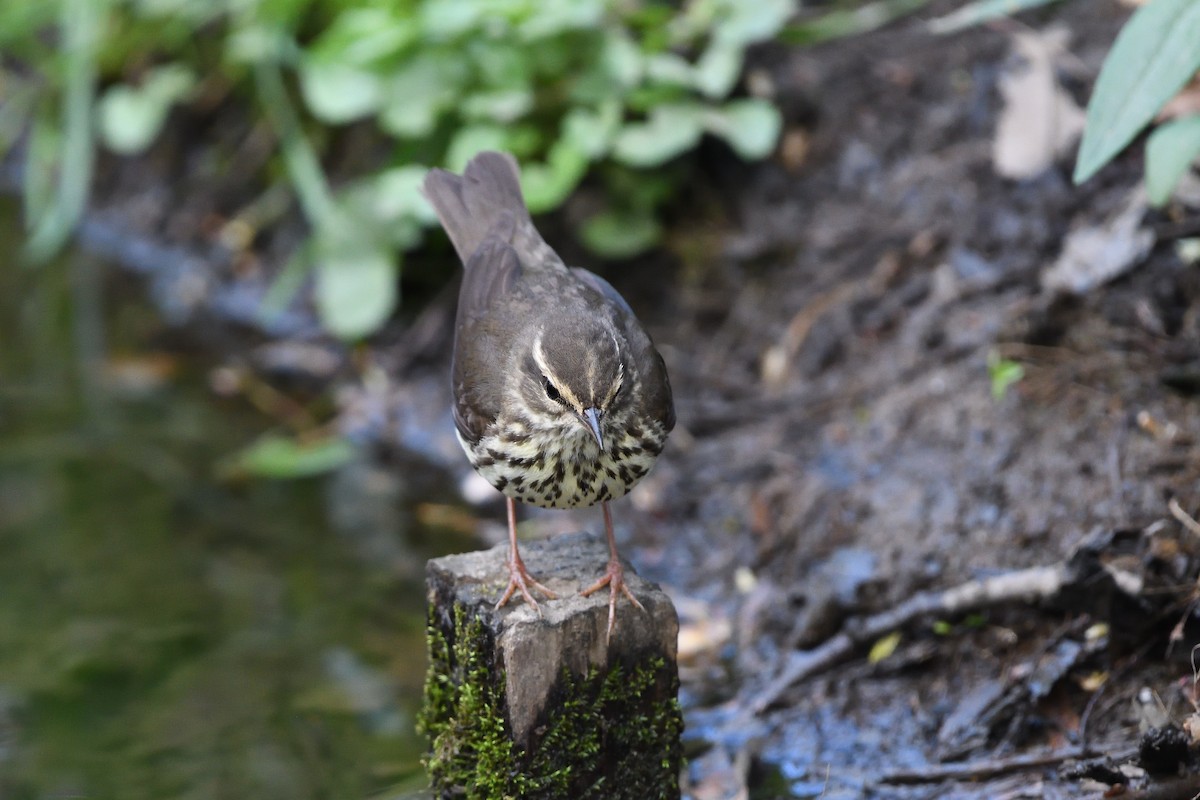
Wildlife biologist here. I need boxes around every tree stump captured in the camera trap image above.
[420,530,682,799]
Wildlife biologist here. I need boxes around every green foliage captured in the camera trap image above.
[218,432,357,478]
[1145,115,1200,206]
[5,0,795,339]
[1073,0,1200,192]
[926,0,1063,36]
[987,350,1024,401]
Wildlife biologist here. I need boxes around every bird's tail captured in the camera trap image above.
[422,151,533,263]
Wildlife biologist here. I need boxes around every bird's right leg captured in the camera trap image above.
[495,496,558,614]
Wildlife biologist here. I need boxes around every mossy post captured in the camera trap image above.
[420,530,683,799]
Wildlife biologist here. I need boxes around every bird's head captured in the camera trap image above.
[519,317,627,451]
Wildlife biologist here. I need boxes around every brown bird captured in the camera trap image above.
[422,151,674,637]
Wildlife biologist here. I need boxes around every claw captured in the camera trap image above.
[494,496,556,615]
[495,550,558,615]
[581,557,646,641]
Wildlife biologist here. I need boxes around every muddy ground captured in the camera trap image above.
[26,0,1200,796]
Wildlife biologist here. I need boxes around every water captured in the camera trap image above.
[0,203,438,799]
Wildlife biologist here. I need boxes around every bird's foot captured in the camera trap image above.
[495,552,558,616]
[581,557,646,641]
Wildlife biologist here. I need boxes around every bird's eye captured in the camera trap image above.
[542,376,564,404]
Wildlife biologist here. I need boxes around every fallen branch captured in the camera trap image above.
[749,563,1068,713]
[877,745,1118,785]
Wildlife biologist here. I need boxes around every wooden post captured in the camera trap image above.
[420,531,682,799]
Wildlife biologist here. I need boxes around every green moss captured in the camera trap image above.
[419,603,682,799]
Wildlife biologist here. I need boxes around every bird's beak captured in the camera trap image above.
[582,407,604,449]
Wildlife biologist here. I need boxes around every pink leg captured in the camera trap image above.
[495,496,557,614]
[581,501,646,640]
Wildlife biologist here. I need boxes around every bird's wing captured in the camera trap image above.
[450,236,523,444]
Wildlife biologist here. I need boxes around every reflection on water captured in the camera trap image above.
[0,203,435,798]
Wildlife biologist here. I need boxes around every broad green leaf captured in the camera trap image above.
[644,52,695,87]
[704,98,782,159]
[445,125,509,172]
[299,61,382,124]
[306,8,416,65]
[420,0,486,38]
[693,41,743,99]
[602,30,643,88]
[561,100,622,159]
[518,0,604,39]
[467,40,533,89]
[684,0,796,46]
[580,209,661,259]
[99,86,166,154]
[1074,0,1200,184]
[1145,115,1200,206]
[374,166,440,225]
[220,433,357,479]
[225,25,290,64]
[98,64,195,154]
[314,238,397,340]
[521,140,589,213]
[334,176,424,250]
[612,103,705,167]
[379,53,467,138]
[719,0,796,45]
[462,89,534,123]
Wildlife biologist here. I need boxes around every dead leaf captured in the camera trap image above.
[993,27,1086,179]
[1041,187,1154,294]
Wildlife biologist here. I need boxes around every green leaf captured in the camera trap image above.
[98,65,194,154]
[612,103,705,167]
[379,53,467,138]
[306,8,416,65]
[712,0,797,46]
[314,230,398,340]
[445,125,510,172]
[374,166,440,226]
[521,140,589,213]
[987,350,1024,401]
[561,100,622,159]
[299,61,382,124]
[704,98,782,160]
[928,0,1062,35]
[601,29,643,88]
[1074,0,1200,184]
[784,0,935,45]
[517,0,604,39]
[868,631,902,664]
[334,172,425,250]
[693,41,744,99]
[461,89,534,123]
[643,52,695,87]
[1145,115,1200,206]
[580,209,661,259]
[220,433,357,479]
[419,0,486,38]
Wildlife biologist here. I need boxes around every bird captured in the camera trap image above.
[422,151,675,638]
